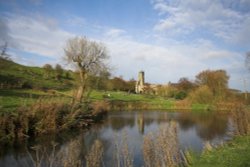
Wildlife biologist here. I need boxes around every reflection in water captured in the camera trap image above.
[177,112,228,140]
[137,113,145,134]
[0,111,232,167]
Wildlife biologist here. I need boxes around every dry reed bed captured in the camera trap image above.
[143,122,182,167]
[0,99,110,143]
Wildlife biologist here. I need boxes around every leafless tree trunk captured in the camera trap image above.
[64,36,110,103]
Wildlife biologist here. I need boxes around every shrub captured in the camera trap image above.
[91,101,110,115]
[175,91,187,100]
[188,85,213,104]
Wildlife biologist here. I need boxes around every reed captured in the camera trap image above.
[231,104,250,136]
[86,139,104,167]
[113,131,133,167]
[143,122,181,167]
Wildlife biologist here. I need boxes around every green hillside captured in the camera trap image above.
[0,58,75,90]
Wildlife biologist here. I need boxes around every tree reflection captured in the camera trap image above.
[177,112,228,140]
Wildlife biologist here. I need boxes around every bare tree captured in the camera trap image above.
[64,36,109,102]
[0,42,11,60]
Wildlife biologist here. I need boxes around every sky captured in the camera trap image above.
[0,0,250,91]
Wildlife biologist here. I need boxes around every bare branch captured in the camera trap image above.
[64,36,110,102]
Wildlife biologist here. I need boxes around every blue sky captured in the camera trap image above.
[0,0,250,91]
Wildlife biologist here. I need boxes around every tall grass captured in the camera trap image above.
[143,122,181,167]
[86,139,104,167]
[113,131,134,167]
[60,138,83,167]
[27,138,82,167]
[231,104,250,136]
[0,97,109,143]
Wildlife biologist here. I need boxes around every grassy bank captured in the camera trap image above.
[1,89,214,112]
[1,89,234,113]
[191,105,250,167]
[0,89,72,111]
[191,135,250,167]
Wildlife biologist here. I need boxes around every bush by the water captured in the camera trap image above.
[189,85,213,104]
[0,99,110,144]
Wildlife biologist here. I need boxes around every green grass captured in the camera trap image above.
[0,89,72,112]
[0,88,212,112]
[0,89,176,111]
[191,103,211,111]
[90,90,157,101]
[191,135,250,167]
[88,90,177,110]
[0,58,74,90]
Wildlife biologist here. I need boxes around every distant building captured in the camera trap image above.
[135,71,145,93]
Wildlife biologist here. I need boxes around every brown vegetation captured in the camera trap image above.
[143,122,181,167]
[231,105,250,136]
[0,99,109,144]
[86,140,104,167]
[188,85,213,104]
[113,131,133,167]
[91,100,110,115]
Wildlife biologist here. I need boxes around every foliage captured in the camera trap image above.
[43,64,53,79]
[195,69,229,97]
[55,64,64,80]
[189,85,214,104]
[0,100,72,142]
[175,91,187,100]
[106,77,136,92]
[91,100,110,115]
[155,85,178,98]
[177,77,195,92]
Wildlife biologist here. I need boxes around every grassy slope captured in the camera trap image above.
[0,59,209,111]
[191,135,250,167]
[0,58,74,90]
[0,89,72,111]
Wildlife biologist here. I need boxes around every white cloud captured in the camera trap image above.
[103,34,245,89]
[152,0,250,45]
[5,13,74,60]
[65,15,86,28]
[105,28,127,39]
[3,12,248,90]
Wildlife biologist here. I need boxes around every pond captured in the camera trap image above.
[0,111,234,167]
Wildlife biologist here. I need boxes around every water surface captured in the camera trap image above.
[0,111,233,167]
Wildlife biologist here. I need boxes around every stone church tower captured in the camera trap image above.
[135,71,145,93]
